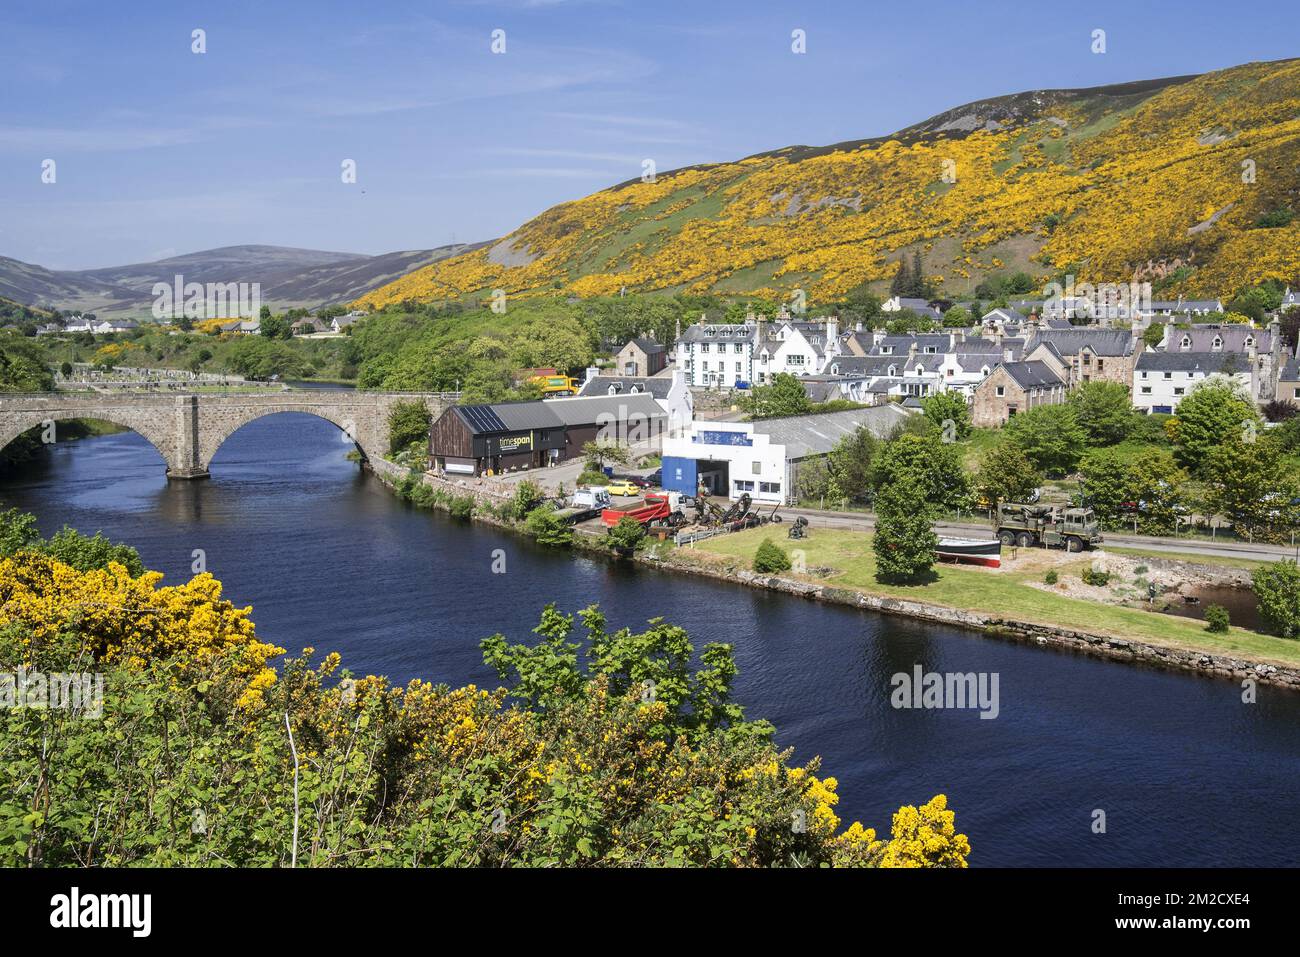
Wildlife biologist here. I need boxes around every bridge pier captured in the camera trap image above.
[166,465,211,480]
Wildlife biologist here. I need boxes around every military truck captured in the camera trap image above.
[995,503,1103,551]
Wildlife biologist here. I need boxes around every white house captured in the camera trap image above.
[675,320,756,389]
[660,404,913,505]
[577,368,693,432]
[1132,352,1255,414]
[752,318,839,384]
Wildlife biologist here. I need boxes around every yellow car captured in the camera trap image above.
[604,480,640,497]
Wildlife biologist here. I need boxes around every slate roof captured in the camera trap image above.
[542,392,665,426]
[577,376,673,399]
[1135,351,1252,374]
[1029,328,1134,357]
[627,337,665,355]
[677,323,754,344]
[751,405,913,459]
[827,355,900,376]
[454,401,564,434]
[996,360,1066,389]
[1168,326,1272,352]
[1280,356,1300,380]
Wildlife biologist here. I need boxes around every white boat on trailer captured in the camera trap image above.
[935,536,1002,568]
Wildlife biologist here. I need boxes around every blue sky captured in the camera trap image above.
[1,0,1295,269]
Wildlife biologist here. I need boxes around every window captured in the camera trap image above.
[1212,336,1222,350]
[734,343,744,353]
[995,385,1005,397]
[1180,336,1191,349]
[1141,371,1148,379]
[734,480,754,492]
[701,342,710,352]
[1140,386,1152,394]
[759,482,781,494]
[888,365,897,377]
[1174,387,1185,396]
[1097,359,1104,371]
[752,461,762,475]
[1163,372,1172,380]
[1294,387,1300,399]
[735,362,742,373]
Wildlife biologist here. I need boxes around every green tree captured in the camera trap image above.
[606,515,646,553]
[1202,436,1300,542]
[920,391,972,440]
[582,440,631,472]
[1173,379,1260,473]
[1068,381,1135,445]
[1141,322,1166,348]
[753,538,792,573]
[746,373,812,419]
[941,305,971,328]
[974,440,1041,508]
[872,482,936,583]
[525,505,574,547]
[1253,561,1300,638]
[823,426,879,503]
[873,430,969,512]
[258,314,292,339]
[387,400,432,455]
[1004,404,1087,475]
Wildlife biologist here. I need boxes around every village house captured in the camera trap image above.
[1023,327,1140,387]
[971,360,1068,428]
[614,336,668,377]
[674,315,840,389]
[1132,351,1255,414]
[1156,322,1278,400]
[1277,355,1300,408]
[577,367,693,430]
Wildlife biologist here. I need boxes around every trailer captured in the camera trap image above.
[552,486,611,524]
[600,491,684,528]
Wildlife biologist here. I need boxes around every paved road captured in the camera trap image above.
[782,506,1300,564]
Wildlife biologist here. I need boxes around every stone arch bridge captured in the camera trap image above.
[0,391,455,478]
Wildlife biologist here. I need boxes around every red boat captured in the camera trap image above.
[935,537,1002,568]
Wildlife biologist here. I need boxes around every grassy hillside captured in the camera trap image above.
[358,59,1300,309]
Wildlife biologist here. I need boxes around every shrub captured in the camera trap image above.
[1044,570,1058,585]
[1253,560,1300,638]
[448,495,476,520]
[1204,604,1230,633]
[525,506,573,547]
[577,469,608,487]
[506,480,545,521]
[753,538,792,573]
[606,515,646,552]
[1081,567,1111,587]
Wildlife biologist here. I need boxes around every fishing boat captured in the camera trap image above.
[935,537,1002,568]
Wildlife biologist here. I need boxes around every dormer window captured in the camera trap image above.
[1212,336,1222,351]
[887,365,897,377]
[606,385,618,395]
[1180,336,1191,350]
[1245,337,1254,348]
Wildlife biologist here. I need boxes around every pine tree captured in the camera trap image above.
[909,251,927,298]
[889,258,910,296]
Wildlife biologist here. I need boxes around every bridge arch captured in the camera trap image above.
[0,411,173,468]
[197,403,387,474]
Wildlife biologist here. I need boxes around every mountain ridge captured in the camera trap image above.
[358,58,1300,309]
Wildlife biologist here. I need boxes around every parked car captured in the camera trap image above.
[604,479,640,497]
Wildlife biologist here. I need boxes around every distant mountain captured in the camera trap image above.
[358,58,1300,308]
[0,243,483,315]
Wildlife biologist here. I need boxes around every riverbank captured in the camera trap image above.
[368,461,1300,689]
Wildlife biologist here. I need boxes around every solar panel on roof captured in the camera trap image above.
[457,405,508,433]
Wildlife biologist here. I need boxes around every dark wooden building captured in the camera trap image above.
[429,393,668,477]
[429,402,565,476]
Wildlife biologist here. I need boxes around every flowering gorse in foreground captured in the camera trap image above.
[0,520,968,868]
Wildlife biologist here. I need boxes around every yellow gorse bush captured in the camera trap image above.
[0,553,283,709]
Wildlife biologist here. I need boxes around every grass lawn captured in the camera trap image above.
[678,525,1300,667]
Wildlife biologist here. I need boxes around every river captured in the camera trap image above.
[4,412,1298,867]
